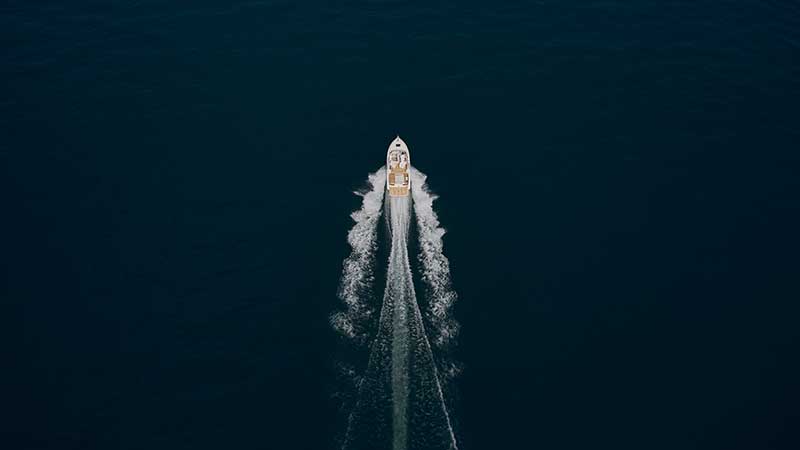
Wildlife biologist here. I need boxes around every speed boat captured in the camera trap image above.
[386,136,411,197]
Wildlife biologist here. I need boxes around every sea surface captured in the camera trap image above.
[3,1,799,449]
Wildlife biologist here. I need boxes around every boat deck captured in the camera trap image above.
[388,186,409,196]
[387,136,411,197]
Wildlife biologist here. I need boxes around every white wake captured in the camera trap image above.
[388,195,412,450]
[335,166,459,450]
[331,167,386,344]
[411,167,461,381]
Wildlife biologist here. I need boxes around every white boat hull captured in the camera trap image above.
[386,136,411,197]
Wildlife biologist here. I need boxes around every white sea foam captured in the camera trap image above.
[387,194,457,450]
[410,167,460,351]
[388,195,412,450]
[331,167,386,343]
[339,167,459,450]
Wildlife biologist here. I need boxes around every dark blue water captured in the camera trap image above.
[3,1,799,449]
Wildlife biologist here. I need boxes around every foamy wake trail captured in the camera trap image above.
[342,190,458,450]
[331,167,386,345]
[389,195,412,450]
[410,167,461,381]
